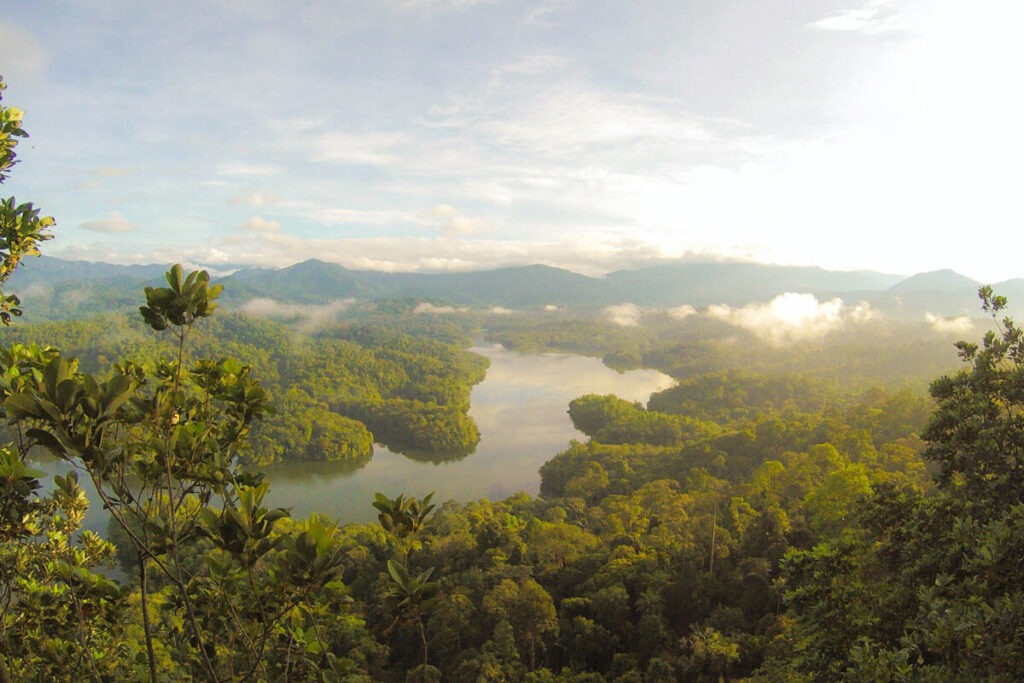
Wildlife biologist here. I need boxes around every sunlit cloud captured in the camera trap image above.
[604,303,641,327]
[237,216,281,233]
[667,304,697,320]
[808,0,906,34]
[489,306,515,315]
[15,0,1024,282]
[707,293,876,345]
[925,312,973,334]
[418,204,490,237]
[230,191,279,207]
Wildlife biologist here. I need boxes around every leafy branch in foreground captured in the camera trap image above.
[4,265,360,680]
[0,77,52,325]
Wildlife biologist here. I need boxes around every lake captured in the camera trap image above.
[36,344,674,531]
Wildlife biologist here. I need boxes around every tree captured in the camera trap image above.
[764,289,1024,680]
[0,75,103,683]
[482,577,558,670]
[374,491,436,567]
[0,77,53,324]
[383,560,439,670]
[925,286,1024,505]
[0,90,361,677]
[6,266,359,680]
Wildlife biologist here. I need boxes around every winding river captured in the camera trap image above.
[36,344,674,530]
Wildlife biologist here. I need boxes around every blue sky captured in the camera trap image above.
[2,0,1023,279]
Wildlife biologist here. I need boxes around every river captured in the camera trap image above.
[34,343,674,530]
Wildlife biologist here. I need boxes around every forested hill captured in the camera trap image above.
[16,255,1024,319]
[0,312,490,465]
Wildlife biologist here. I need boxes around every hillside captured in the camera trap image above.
[14,256,1020,320]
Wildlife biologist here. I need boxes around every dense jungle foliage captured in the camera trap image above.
[4,77,1024,681]
[0,312,488,465]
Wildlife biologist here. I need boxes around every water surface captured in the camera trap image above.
[37,344,674,529]
[264,344,674,522]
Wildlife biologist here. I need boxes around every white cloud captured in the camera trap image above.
[20,1,1024,284]
[925,312,973,334]
[489,306,515,315]
[230,191,279,207]
[422,204,458,218]
[0,22,49,79]
[80,212,136,234]
[442,215,489,237]
[544,304,559,311]
[482,89,713,157]
[667,304,696,320]
[308,131,407,165]
[92,167,137,178]
[414,302,468,314]
[848,302,878,323]
[179,261,237,278]
[808,0,906,34]
[303,207,414,225]
[707,293,875,345]
[522,1,571,26]
[240,297,355,333]
[216,161,283,176]
[604,303,641,327]
[387,0,504,12]
[237,216,281,233]
[418,204,490,236]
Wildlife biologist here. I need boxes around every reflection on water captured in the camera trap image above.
[384,444,474,465]
[263,344,674,523]
[35,344,674,528]
[260,453,372,483]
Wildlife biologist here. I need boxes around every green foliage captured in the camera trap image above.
[0,78,53,325]
[3,265,374,680]
[0,471,128,680]
[0,311,488,464]
[762,290,1024,680]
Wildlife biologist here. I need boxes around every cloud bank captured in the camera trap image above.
[707,292,876,345]
[239,297,355,333]
[80,212,136,234]
[925,312,973,334]
[414,302,468,314]
[604,303,641,327]
[667,304,697,320]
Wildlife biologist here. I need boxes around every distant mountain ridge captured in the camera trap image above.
[218,259,909,308]
[8,256,169,288]
[8,256,1017,320]
[887,269,981,293]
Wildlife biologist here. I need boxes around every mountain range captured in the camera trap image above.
[9,256,1022,320]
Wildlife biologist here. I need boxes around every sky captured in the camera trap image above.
[1,0,1023,280]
